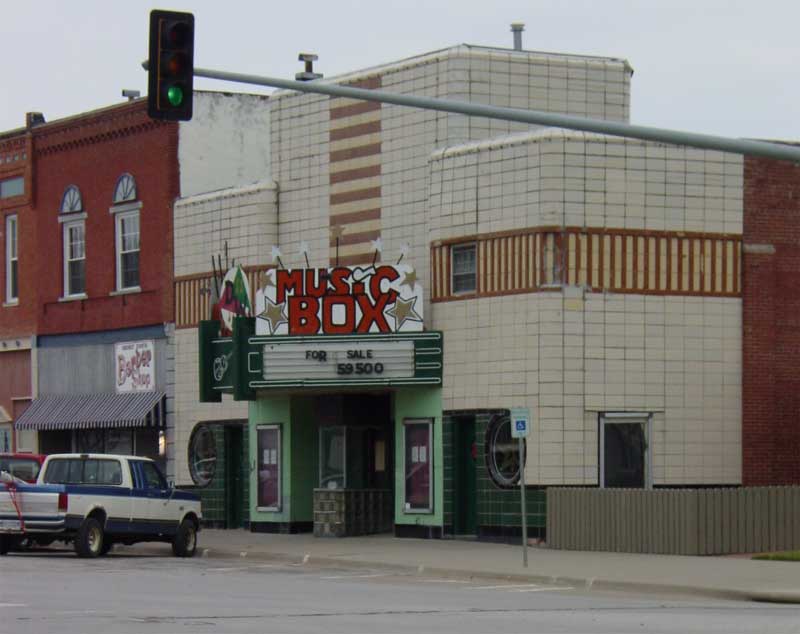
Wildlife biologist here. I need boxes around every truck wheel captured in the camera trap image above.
[75,518,104,558]
[171,519,197,557]
[100,540,114,556]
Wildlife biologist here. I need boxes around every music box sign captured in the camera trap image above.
[255,265,424,336]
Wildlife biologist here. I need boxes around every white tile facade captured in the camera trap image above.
[175,44,742,487]
[429,132,743,486]
[269,45,631,311]
[171,184,277,483]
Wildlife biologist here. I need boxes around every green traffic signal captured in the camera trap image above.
[147,10,194,121]
[167,85,184,106]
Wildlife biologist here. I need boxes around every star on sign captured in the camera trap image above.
[330,225,346,241]
[371,237,383,253]
[256,298,288,334]
[400,268,418,289]
[259,270,276,289]
[299,240,310,256]
[270,246,283,264]
[386,296,422,330]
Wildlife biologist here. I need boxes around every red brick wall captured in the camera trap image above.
[0,348,31,449]
[33,102,179,334]
[0,133,36,339]
[742,156,800,485]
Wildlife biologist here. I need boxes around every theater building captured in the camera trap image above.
[185,39,796,540]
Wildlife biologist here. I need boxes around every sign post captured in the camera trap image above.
[510,407,530,568]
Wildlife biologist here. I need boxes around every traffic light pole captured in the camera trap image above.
[183,64,800,163]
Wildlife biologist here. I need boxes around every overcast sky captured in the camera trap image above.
[2,0,797,141]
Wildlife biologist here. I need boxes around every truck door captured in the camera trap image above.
[131,460,172,535]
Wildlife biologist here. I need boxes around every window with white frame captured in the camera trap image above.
[59,185,86,298]
[110,174,140,292]
[63,221,86,297]
[5,215,18,303]
[116,211,140,290]
[451,243,477,294]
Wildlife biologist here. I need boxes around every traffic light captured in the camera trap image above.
[147,10,194,121]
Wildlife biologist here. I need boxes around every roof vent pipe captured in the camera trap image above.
[296,53,323,81]
[510,22,524,51]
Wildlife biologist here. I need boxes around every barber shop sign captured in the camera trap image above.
[115,340,155,393]
[255,265,424,336]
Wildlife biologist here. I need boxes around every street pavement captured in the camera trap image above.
[117,529,800,604]
[5,550,797,634]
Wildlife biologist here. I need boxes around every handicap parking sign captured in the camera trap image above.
[510,407,530,438]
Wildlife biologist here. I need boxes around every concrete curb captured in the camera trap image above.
[113,542,800,605]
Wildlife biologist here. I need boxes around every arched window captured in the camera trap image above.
[110,173,141,292]
[112,173,137,204]
[60,185,83,214]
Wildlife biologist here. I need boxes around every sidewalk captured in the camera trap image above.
[121,529,800,604]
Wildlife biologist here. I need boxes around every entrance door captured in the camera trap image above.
[453,416,477,535]
[225,425,244,528]
[600,414,650,488]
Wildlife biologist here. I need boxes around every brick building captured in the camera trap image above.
[742,155,800,486]
[3,92,269,471]
[0,122,36,453]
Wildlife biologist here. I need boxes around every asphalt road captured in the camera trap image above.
[1,549,799,634]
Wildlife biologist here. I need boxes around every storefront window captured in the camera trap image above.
[319,426,345,489]
[257,425,281,509]
[485,413,525,489]
[75,429,105,453]
[0,425,11,452]
[404,419,432,512]
[188,424,217,487]
[105,429,133,455]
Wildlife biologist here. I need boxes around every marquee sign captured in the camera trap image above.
[254,333,441,389]
[255,265,423,336]
[262,339,414,383]
[199,327,442,399]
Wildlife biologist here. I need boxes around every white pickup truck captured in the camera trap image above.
[0,453,201,558]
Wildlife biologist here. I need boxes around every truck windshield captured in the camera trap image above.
[44,458,123,485]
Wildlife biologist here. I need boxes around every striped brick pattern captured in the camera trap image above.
[432,227,742,301]
[174,266,270,329]
[329,76,382,266]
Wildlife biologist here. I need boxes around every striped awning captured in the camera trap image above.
[14,391,166,430]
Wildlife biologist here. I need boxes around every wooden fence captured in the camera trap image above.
[546,487,800,555]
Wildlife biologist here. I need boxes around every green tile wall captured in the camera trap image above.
[195,423,250,528]
[444,411,546,538]
[475,411,545,533]
[442,418,454,529]
[196,425,226,524]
